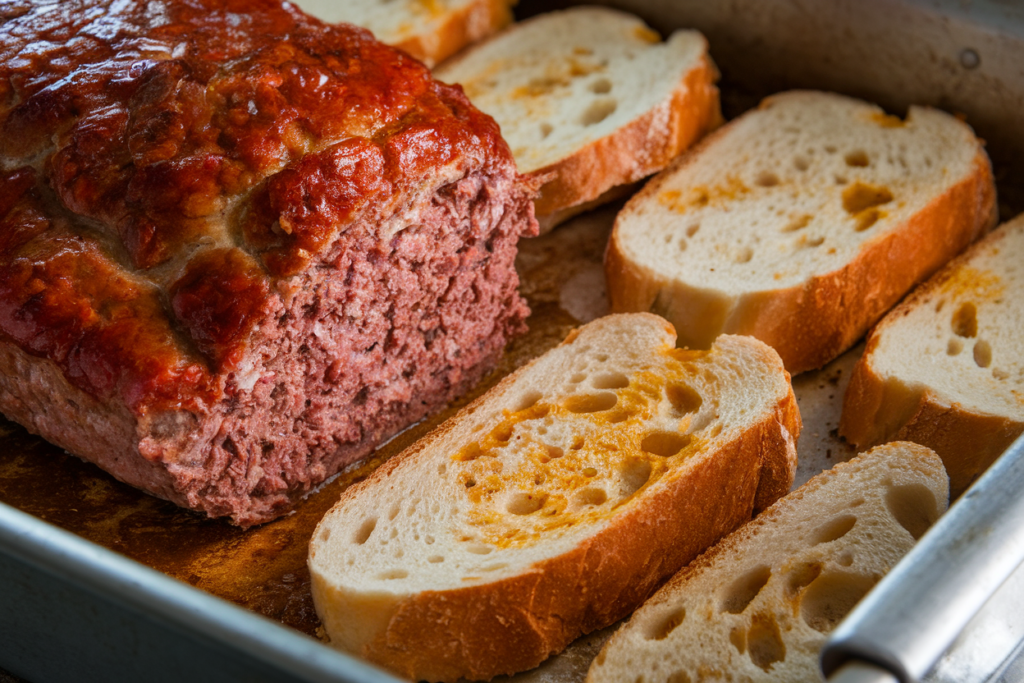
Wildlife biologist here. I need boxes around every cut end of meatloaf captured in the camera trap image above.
[0,0,537,526]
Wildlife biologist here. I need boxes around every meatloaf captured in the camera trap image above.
[0,0,537,526]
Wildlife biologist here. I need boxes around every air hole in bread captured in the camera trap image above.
[735,246,754,263]
[843,182,893,215]
[825,145,838,154]
[952,302,978,337]
[643,607,686,640]
[807,236,825,247]
[353,518,376,544]
[973,339,992,368]
[619,458,652,497]
[570,372,588,384]
[854,209,883,232]
[571,436,585,450]
[319,528,330,542]
[592,372,629,389]
[794,157,810,171]
[539,122,553,139]
[641,432,692,458]
[666,383,702,416]
[755,171,780,188]
[849,498,865,508]
[513,390,543,412]
[835,175,848,185]
[686,223,700,237]
[377,569,408,580]
[589,78,612,94]
[782,214,812,233]
[721,565,771,614]
[544,444,565,460]
[425,535,435,545]
[507,492,547,515]
[564,392,618,413]
[678,239,687,251]
[800,570,875,633]
[388,504,401,521]
[947,338,964,356]
[885,482,939,540]
[427,555,444,563]
[580,98,618,126]
[480,563,508,572]
[747,612,786,671]
[596,353,610,362]
[837,552,855,567]
[844,150,870,167]
[466,544,493,555]
[994,368,1010,380]
[812,515,857,545]
[465,478,477,488]
[583,467,597,477]
[574,487,607,507]
[666,672,692,683]
[784,562,822,597]
[730,625,747,653]
[389,527,398,539]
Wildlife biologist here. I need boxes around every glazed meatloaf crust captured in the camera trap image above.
[0,0,537,526]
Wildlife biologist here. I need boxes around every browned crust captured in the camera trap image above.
[529,52,723,225]
[328,319,801,682]
[840,346,1023,498]
[394,0,514,67]
[607,132,997,374]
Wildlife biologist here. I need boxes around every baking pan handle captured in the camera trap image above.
[821,433,1024,683]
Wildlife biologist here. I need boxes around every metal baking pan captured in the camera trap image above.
[3,0,1024,681]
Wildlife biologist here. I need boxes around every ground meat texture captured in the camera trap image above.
[0,0,536,526]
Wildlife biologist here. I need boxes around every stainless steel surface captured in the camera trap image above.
[822,434,1024,682]
[0,502,401,683]
[830,662,902,683]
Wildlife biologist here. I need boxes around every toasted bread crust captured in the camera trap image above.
[607,145,997,373]
[318,324,800,681]
[395,0,513,67]
[530,53,722,227]
[841,342,1022,497]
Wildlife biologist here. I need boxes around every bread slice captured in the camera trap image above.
[841,215,1024,497]
[308,313,800,681]
[434,7,722,232]
[606,90,997,374]
[292,0,513,66]
[586,442,949,683]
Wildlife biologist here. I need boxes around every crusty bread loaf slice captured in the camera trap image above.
[841,215,1024,497]
[586,442,949,683]
[308,313,800,681]
[434,7,722,232]
[292,0,513,66]
[606,90,997,374]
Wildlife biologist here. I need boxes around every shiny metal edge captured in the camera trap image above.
[0,501,401,683]
[821,434,1024,682]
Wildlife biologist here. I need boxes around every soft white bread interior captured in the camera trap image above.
[308,313,800,682]
[291,0,513,66]
[606,90,997,374]
[841,215,1024,496]
[586,442,949,683]
[434,7,722,232]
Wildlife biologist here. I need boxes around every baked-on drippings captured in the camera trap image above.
[454,347,712,549]
[0,0,513,415]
